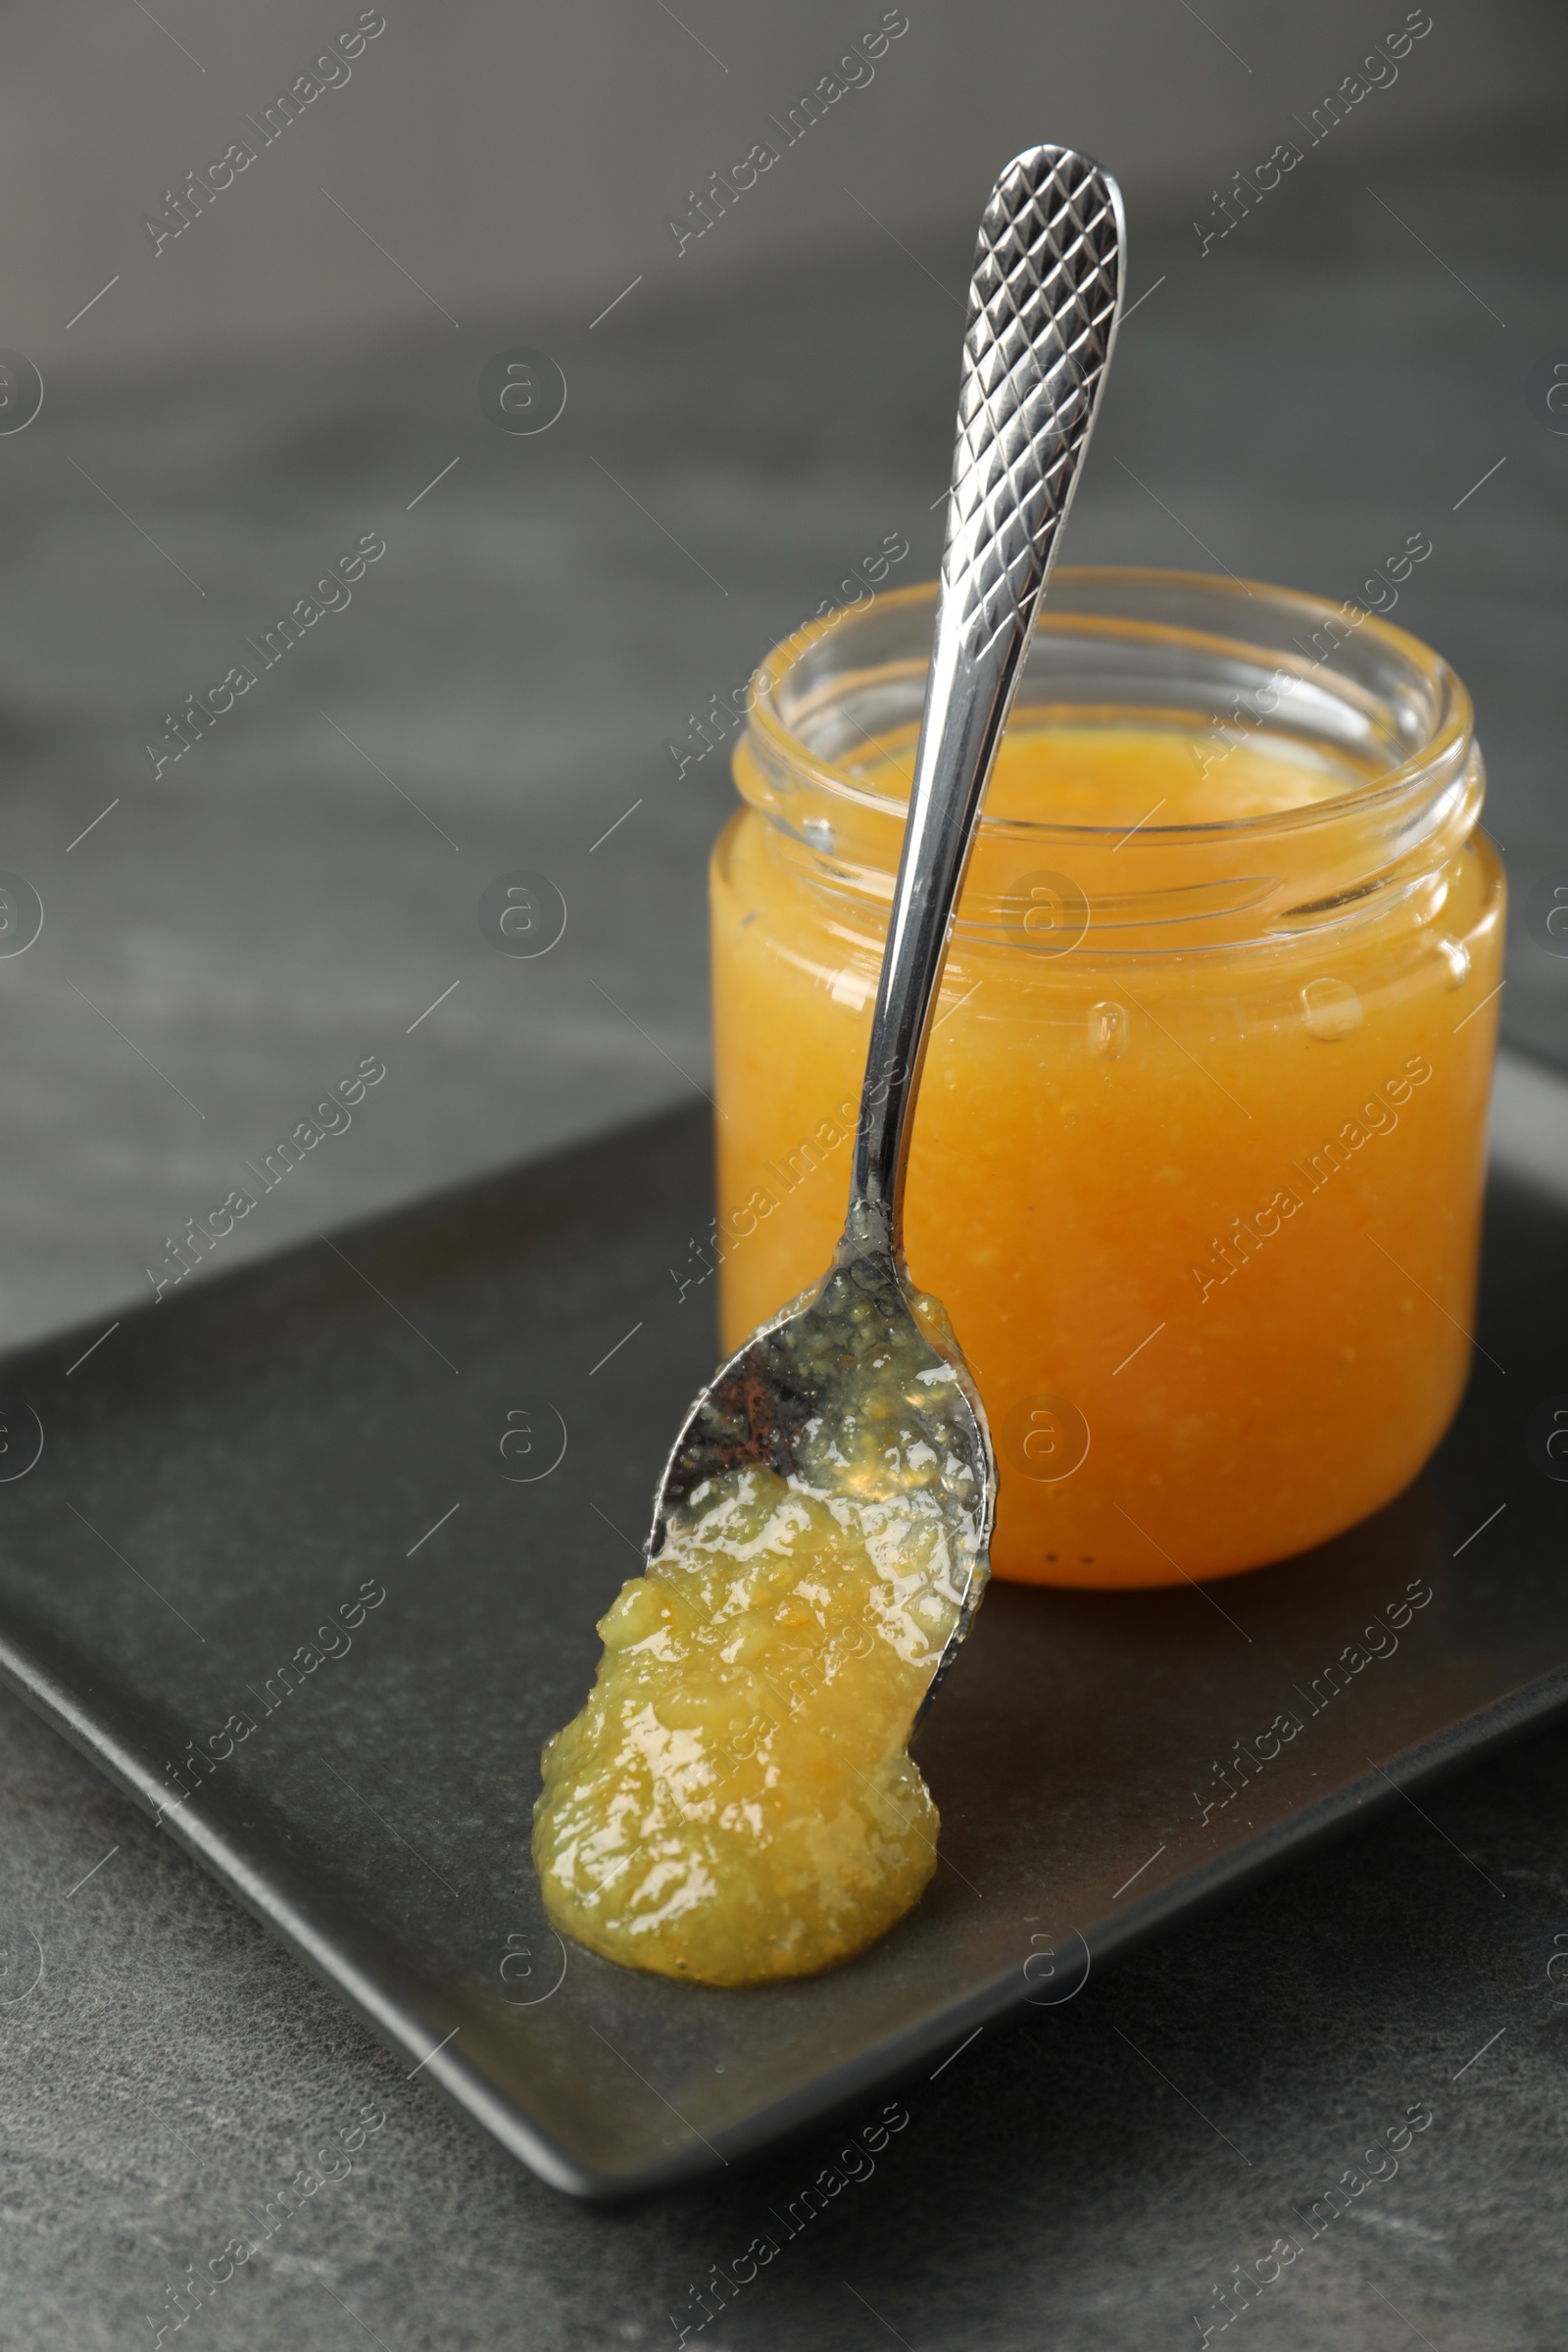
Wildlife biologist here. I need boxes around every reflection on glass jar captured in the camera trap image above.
[710,570,1503,1587]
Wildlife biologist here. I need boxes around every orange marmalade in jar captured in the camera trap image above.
[709,567,1503,1588]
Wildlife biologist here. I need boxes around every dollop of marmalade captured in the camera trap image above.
[532,1349,974,1986]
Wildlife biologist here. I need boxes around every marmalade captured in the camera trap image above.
[533,1300,975,1984]
[713,692,1502,1587]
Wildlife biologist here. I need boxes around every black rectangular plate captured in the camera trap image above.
[0,1104,1563,2197]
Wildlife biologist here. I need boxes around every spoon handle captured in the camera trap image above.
[845,145,1125,1255]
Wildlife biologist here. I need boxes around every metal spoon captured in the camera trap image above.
[649,145,1126,1720]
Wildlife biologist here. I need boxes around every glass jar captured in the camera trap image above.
[710,568,1503,1588]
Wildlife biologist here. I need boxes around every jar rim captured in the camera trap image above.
[744,565,1473,844]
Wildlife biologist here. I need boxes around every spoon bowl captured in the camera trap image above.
[649,1205,993,1730]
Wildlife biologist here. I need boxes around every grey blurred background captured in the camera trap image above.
[3,0,1551,370]
[3,5,1568,2347]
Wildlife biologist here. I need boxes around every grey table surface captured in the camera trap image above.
[1,101,1567,2352]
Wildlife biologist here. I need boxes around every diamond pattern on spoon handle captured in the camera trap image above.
[944,147,1124,660]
